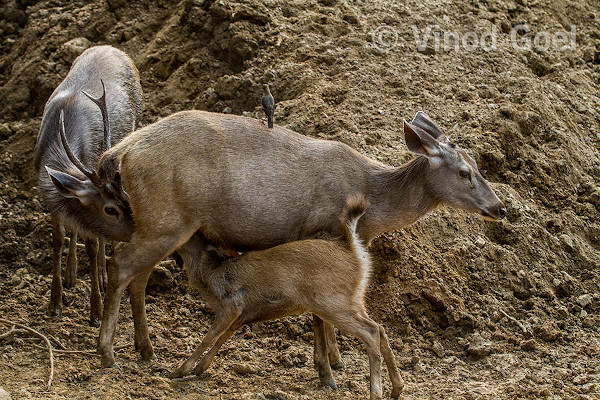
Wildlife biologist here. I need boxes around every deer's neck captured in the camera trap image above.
[360,157,441,243]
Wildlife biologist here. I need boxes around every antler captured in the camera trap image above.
[58,110,101,185]
[82,79,111,151]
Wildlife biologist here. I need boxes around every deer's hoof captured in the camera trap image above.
[48,304,62,318]
[139,346,155,361]
[100,352,116,368]
[168,369,186,379]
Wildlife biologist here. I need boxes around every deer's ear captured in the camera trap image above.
[411,111,446,140]
[45,166,97,206]
[404,121,442,158]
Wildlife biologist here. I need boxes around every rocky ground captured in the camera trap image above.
[0,0,599,399]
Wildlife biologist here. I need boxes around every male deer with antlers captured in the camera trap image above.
[34,45,141,325]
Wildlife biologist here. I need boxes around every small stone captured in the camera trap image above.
[171,326,189,338]
[534,325,560,342]
[150,376,172,391]
[581,383,597,393]
[466,333,491,358]
[582,317,595,328]
[147,263,174,291]
[285,323,304,337]
[538,387,552,397]
[576,294,592,308]
[580,309,588,318]
[431,341,444,357]
[423,288,447,311]
[222,106,233,114]
[278,354,294,367]
[232,363,258,375]
[417,44,436,55]
[573,374,589,385]
[62,37,92,62]
[474,236,486,247]
[0,387,12,400]
[520,339,537,351]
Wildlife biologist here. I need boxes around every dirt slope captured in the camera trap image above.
[0,0,599,399]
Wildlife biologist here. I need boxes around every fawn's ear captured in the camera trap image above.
[46,166,97,206]
[404,121,443,158]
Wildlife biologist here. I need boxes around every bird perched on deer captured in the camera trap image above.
[261,83,275,128]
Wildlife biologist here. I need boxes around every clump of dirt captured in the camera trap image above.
[1,0,599,399]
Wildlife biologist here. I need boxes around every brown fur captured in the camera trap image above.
[96,110,505,369]
[35,45,141,325]
[171,197,403,399]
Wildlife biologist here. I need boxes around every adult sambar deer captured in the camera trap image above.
[94,110,505,369]
[34,45,142,326]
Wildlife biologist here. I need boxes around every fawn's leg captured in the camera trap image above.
[170,302,242,379]
[323,320,344,369]
[65,231,78,288]
[85,238,102,327]
[327,312,383,400]
[313,314,337,389]
[130,268,153,360]
[192,322,240,375]
[48,214,64,317]
[378,324,403,399]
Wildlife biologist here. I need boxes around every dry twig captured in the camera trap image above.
[0,318,55,389]
[0,325,16,340]
[499,309,527,333]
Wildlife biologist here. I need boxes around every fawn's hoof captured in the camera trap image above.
[319,376,337,390]
[330,360,345,370]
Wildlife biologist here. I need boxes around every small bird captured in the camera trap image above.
[262,83,275,128]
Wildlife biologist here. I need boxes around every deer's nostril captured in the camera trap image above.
[498,206,507,219]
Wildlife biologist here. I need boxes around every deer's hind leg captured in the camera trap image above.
[313,314,337,389]
[378,324,403,399]
[322,311,383,400]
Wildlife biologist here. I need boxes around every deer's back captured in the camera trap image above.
[109,110,383,249]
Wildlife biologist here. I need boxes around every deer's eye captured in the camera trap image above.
[459,169,471,179]
[104,206,119,217]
